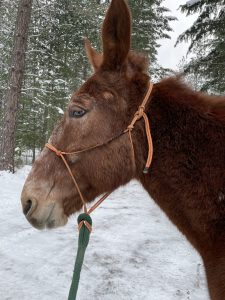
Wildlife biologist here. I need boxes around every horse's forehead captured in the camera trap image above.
[75,77,101,96]
[80,72,121,91]
[71,93,94,104]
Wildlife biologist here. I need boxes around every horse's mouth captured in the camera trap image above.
[26,202,68,230]
[28,217,46,230]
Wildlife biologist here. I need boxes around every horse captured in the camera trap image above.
[21,0,225,299]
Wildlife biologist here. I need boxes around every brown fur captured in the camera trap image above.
[21,0,225,298]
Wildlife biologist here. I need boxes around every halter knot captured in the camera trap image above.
[127,124,134,131]
[55,149,63,157]
[135,105,145,119]
[45,143,62,157]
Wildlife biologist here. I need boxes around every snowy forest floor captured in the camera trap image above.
[0,166,209,300]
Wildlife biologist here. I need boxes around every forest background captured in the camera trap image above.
[0,0,224,171]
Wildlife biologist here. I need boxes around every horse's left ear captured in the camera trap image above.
[102,0,131,70]
[84,38,103,71]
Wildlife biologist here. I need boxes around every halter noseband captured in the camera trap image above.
[45,82,153,219]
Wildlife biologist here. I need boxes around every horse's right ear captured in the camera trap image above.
[84,38,103,72]
[101,0,131,70]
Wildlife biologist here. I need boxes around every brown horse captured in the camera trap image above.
[21,0,225,299]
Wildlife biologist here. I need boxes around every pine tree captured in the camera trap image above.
[0,0,17,130]
[130,0,176,80]
[176,0,225,94]
[16,0,107,161]
[1,0,176,167]
[0,0,33,172]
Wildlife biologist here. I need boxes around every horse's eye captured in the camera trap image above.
[69,108,86,118]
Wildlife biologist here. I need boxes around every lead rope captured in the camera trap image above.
[45,82,154,300]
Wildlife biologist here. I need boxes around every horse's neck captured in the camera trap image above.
[133,84,225,300]
[134,83,225,245]
[132,88,205,249]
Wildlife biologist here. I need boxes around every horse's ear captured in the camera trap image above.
[84,38,103,71]
[102,0,131,70]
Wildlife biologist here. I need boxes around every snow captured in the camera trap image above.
[56,107,64,115]
[0,167,209,300]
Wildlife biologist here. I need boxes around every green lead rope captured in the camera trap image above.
[68,213,92,300]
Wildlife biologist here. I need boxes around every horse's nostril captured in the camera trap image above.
[23,199,33,216]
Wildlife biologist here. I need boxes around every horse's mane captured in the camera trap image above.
[156,76,225,125]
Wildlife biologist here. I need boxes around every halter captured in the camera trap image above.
[45,82,154,226]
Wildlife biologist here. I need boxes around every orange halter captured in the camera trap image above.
[45,82,154,227]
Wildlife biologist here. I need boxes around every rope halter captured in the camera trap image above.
[45,82,154,231]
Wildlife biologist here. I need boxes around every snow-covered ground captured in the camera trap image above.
[0,167,209,300]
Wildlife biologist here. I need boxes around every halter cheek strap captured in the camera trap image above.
[124,82,153,173]
[45,82,154,230]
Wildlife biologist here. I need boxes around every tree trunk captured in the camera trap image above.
[32,147,35,164]
[0,0,33,172]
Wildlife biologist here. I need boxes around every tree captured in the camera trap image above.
[0,0,33,172]
[130,0,176,80]
[176,0,225,94]
[15,0,107,160]
[178,56,206,91]
[0,0,176,168]
[0,0,17,132]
